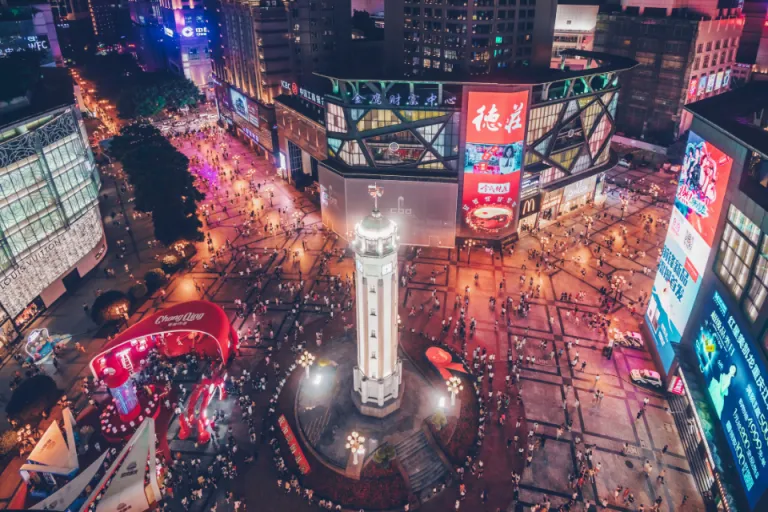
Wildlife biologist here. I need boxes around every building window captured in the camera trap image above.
[745,236,768,321]
[326,103,347,133]
[716,205,759,299]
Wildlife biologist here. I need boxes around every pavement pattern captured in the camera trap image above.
[0,125,705,512]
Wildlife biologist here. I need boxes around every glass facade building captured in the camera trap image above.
[0,106,105,328]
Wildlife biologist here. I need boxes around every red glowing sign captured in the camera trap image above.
[668,376,685,395]
[461,90,529,238]
[687,77,698,102]
[465,91,528,145]
[278,414,311,474]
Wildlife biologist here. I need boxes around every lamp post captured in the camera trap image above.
[464,239,476,263]
[346,431,365,465]
[298,351,315,379]
[446,376,464,406]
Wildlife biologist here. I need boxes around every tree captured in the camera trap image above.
[111,123,204,244]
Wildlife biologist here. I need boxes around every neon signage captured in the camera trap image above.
[460,90,528,238]
[646,132,733,369]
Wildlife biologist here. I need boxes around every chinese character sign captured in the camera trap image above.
[695,291,768,509]
[645,132,732,366]
[466,91,527,145]
[461,91,529,238]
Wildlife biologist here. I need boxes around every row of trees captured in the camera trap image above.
[79,53,199,118]
[111,123,204,244]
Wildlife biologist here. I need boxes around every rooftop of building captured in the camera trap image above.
[315,50,637,86]
[0,67,75,129]
[685,82,768,156]
[598,4,742,21]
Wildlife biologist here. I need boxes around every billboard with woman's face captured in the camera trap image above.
[460,90,528,238]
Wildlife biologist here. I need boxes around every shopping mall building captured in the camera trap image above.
[643,82,768,512]
[311,50,635,247]
[0,69,105,338]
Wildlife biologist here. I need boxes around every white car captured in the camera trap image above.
[630,369,662,388]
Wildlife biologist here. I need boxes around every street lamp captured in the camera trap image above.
[446,376,464,406]
[464,239,476,263]
[346,431,365,464]
[298,351,315,378]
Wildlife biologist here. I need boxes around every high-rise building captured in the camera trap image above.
[159,0,212,88]
[0,67,106,337]
[642,81,768,512]
[736,0,768,75]
[551,2,599,70]
[0,3,63,66]
[213,0,350,105]
[593,1,744,144]
[127,0,166,71]
[87,0,130,45]
[384,0,558,76]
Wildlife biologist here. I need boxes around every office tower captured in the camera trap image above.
[593,0,744,143]
[159,0,211,88]
[384,0,558,76]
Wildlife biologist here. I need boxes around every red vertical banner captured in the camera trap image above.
[278,414,311,474]
[461,90,529,238]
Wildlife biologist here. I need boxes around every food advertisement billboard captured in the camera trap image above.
[461,90,528,238]
[694,290,768,509]
[646,132,733,355]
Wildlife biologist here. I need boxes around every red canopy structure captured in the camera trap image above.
[89,301,238,444]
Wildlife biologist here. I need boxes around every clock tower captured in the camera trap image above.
[352,186,403,417]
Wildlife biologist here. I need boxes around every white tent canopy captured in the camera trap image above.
[31,451,109,511]
[79,418,161,512]
[21,408,79,480]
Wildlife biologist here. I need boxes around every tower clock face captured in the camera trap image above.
[382,262,393,275]
[356,260,363,273]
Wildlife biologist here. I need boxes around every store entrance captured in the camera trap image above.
[62,269,82,294]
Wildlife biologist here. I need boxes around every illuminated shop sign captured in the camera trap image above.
[280,80,326,107]
[520,173,540,199]
[181,26,207,38]
[687,77,698,102]
[698,75,708,97]
[695,290,768,509]
[646,132,733,370]
[230,88,248,121]
[461,90,528,238]
[562,176,597,202]
[0,207,104,318]
[715,70,724,90]
[519,194,541,220]
[706,73,717,93]
[163,26,174,37]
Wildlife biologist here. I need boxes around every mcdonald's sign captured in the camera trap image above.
[519,194,541,220]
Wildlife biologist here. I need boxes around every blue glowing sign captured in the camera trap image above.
[695,290,768,509]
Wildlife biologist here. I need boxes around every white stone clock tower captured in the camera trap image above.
[352,185,403,417]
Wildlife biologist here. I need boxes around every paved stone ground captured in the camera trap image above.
[0,123,704,512]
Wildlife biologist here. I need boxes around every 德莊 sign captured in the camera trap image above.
[460,90,528,238]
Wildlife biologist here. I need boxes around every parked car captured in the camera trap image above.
[630,369,662,388]
[621,331,644,349]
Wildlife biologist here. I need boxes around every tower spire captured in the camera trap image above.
[367,183,383,213]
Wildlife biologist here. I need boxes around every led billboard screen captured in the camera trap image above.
[695,290,768,509]
[461,90,528,238]
[230,88,248,121]
[646,132,733,364]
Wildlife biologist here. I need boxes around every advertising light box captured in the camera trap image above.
[230,88,248,121]
[461,90,528,238]
[695,290,768,509]
[646,132,733,366]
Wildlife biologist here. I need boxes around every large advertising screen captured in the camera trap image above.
[695,290,768,509]
[319,165,458,247]
[460,90,528,238]
[646,132,733,365]
[230,88,248,121]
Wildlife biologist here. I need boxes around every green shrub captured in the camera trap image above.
[372,444,397,467]
[144,268,168,291]
[129,282,148,300]
[431,411,448,431]
[91,290,131,325]
[161,254,182,274]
